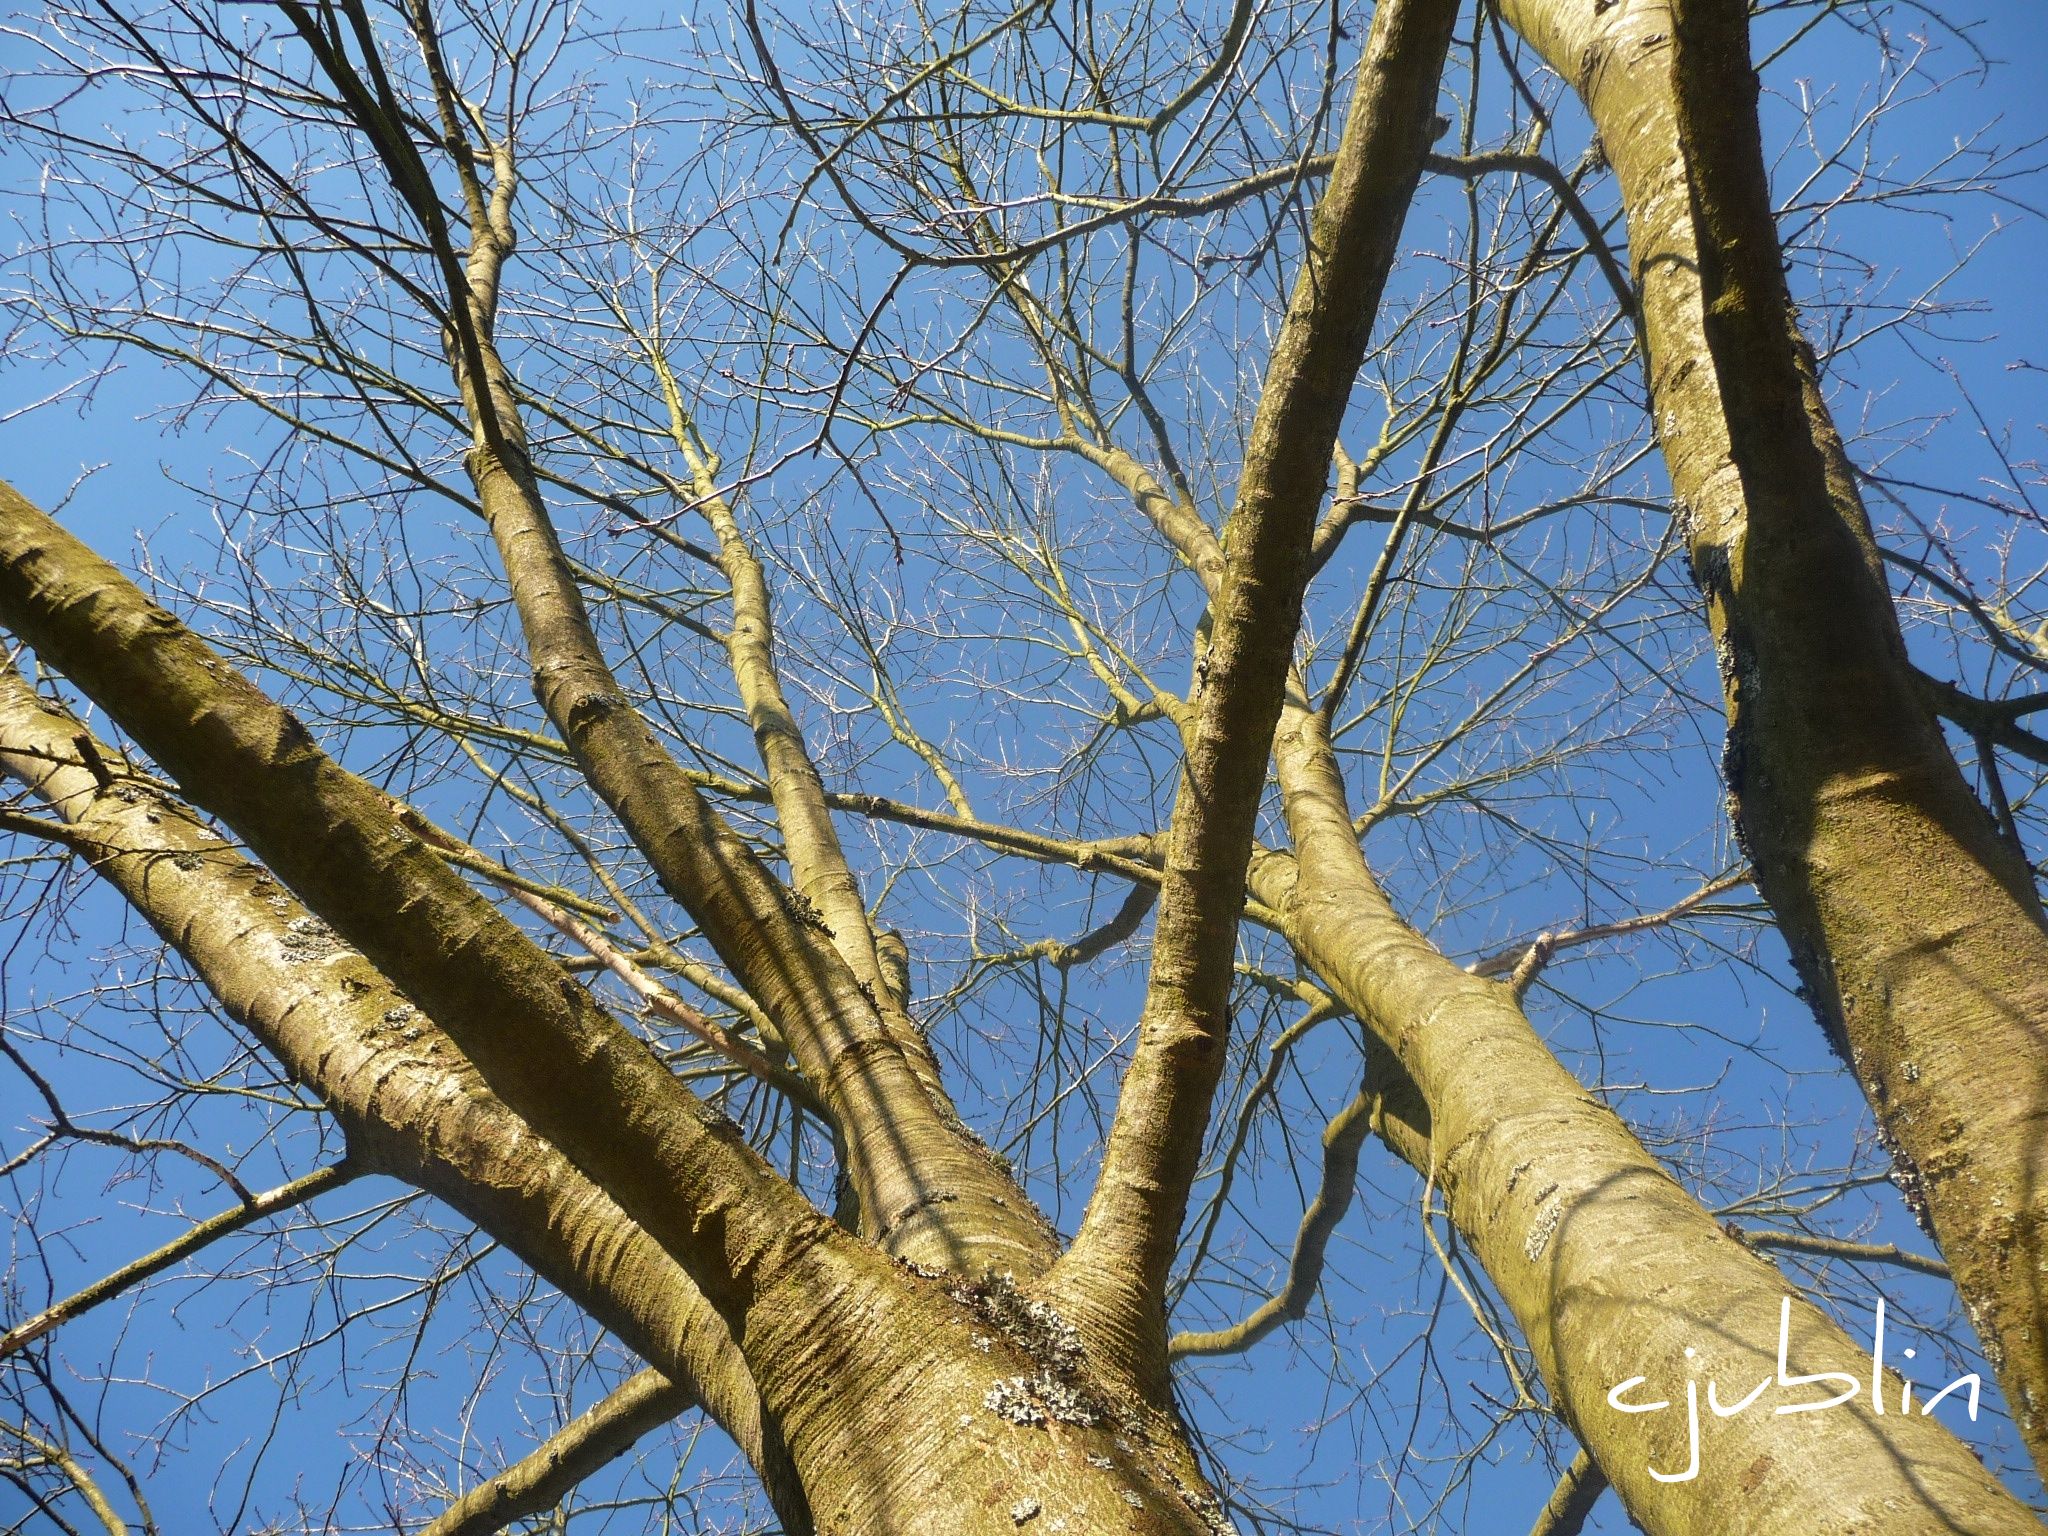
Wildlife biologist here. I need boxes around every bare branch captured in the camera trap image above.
[1,1163,356,1361]
[418,1369,694,1536]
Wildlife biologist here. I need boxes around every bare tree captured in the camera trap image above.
[0,0,2043,1532]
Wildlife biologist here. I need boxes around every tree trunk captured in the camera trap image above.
[0,482,1231,1536]
[1255,696,2041,1535]
[1497,0,2048,1469]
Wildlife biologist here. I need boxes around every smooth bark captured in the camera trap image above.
[0,484,1243,1535]
[1255,698,2041,1534]
[0,655,806,1528]
[436,159,1048,1279]
[1049,0,1461,1398]
[1499,0,2048,1465]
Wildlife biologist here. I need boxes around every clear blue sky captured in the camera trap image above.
[2,1,2045,1531]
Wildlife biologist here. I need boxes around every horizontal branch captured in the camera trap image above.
[1731,1227,1951,1280]
[1915,669,2048,769]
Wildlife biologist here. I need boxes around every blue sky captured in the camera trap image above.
[2,0,2046,1531]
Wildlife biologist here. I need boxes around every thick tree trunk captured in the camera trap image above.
[1257,697,2041,1535]
[1498,0,2048,1468]
[0,483,1234,1536]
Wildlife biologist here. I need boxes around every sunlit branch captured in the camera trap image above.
[1731,1227,1951,1280]
[0,1418,131,1536]
[1467,868,1755,986]
[0,1163,358,1360]
[418,1369,696,1536]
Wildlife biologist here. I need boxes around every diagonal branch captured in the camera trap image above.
[354,0,1049,1275]
[1,1164,358,1361]
[1169,1039,1427,1359]
[0,651,811,1530]
[0,478,851,1339]
[1256,693,2036,1532]
[400,809,820,1112]
[1466,867,1754,982]
[1046,0,1461,1395]
[418,1369,694,1536]
[1526,1449,1607,1536]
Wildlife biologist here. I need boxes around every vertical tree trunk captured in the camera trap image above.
[1499,0,2048,1470]
[1049,0,1461,1401]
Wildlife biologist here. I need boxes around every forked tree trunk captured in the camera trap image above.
[0,481,1234,1536]
[5,0,2046,1529]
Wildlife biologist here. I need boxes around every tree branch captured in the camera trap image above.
[418,1369,694,1536]
[1170,1040,1426,1359]
[0,650,811,1530]
[1,1164,357,1360]
[343,0,1049,1273]
[1730,1227,1951,1280]
[1914,668,2048,769]
[1525,1449,1607,1536]
[1048,0,1460,1395]
[1466,868,1754,982]
[0,478,846,1334]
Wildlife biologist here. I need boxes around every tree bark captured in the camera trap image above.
[453,223,1048,1285]
[1253,695,2041,1535]
[0,483,1241,1536]
[0,655,808,1530]
[1499,0,2048,1468]
[1048,0,1460,1401]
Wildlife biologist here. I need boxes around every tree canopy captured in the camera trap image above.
[1,0,2045,1532]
